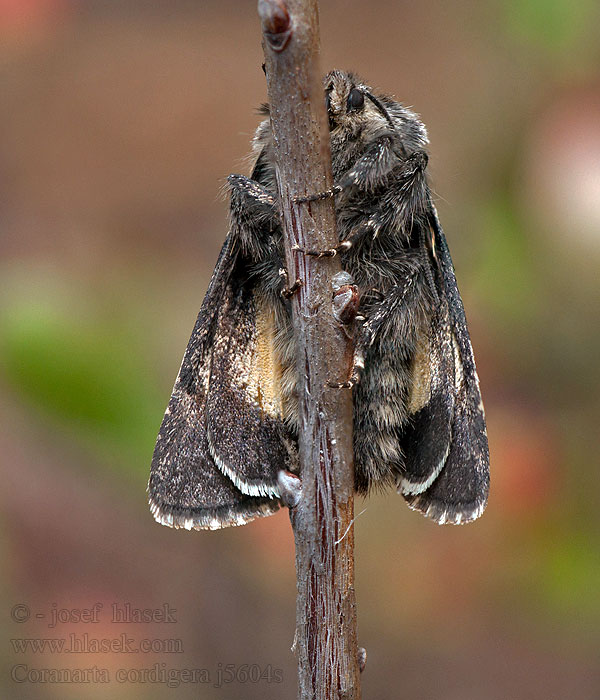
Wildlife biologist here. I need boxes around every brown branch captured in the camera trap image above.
[258,1,361,699]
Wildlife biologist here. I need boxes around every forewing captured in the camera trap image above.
[149,235,286,529]
[206,280,296,497]
[149,389,279,530]
[402,212,489,524]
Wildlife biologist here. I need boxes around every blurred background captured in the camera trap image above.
[1,0,599,698]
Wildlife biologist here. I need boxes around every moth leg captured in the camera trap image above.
[328,347,365,389]
[332,266,425,391]
[304,222,372,258]
[295,136,403,204]
[227,173,276,207]
[360,264,425,349]
[328,276,362,388]
[297,143,428,210]
[279,268,302,299]
[228,174,280,260]
[332,280,360,325]
[358,647,367,674]
[303,148,429,257]
[349,146,428,193]
[337,135,403,191]
[295,184,342,204]
[277,470,302,508]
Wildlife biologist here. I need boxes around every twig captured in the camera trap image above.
[258,1,361,698]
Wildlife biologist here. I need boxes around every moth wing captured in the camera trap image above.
[205,265,296,498]
[398,307,455,496]
[149,235,291,529]
[401,213,490,524]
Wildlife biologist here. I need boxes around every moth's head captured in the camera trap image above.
[253,71,428,157]
[324,70,396,136]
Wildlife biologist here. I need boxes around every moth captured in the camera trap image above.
[149,70,489,529]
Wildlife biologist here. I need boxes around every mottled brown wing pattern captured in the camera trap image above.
[402,214,489,524]
[148,235,293,529]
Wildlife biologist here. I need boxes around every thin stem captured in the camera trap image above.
[258,1,361,699]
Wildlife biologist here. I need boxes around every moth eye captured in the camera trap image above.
[346,88,365,112]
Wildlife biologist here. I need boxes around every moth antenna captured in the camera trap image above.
[364,91,396,130]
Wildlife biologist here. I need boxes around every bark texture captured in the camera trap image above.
[258,1,362,698]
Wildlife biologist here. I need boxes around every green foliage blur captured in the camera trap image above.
[1,294,163,476]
